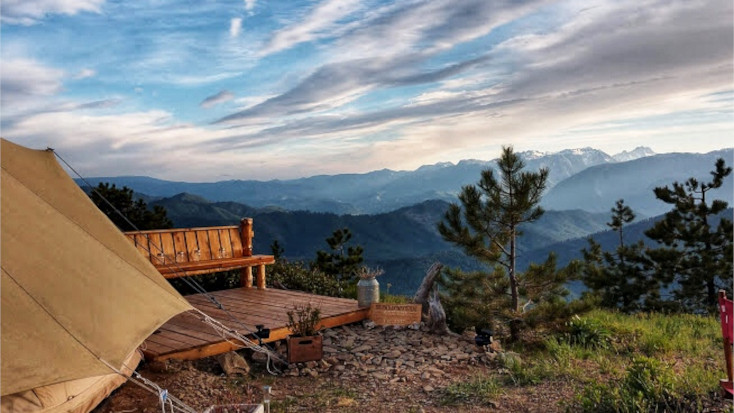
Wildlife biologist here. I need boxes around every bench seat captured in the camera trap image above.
[125,218,274,288]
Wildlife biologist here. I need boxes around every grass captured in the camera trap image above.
[440,375,502,406]
[494,309,725,412]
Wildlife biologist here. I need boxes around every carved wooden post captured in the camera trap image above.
[241,266,253,288]
[256,264,267,289]
[239,218,253,257]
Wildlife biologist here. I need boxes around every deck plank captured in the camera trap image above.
[143,288,368,361]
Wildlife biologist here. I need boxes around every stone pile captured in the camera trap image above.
[276,321,498,389]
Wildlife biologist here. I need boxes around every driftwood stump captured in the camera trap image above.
[413,263,452,335]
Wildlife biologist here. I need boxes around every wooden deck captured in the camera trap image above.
[142,288,369,361]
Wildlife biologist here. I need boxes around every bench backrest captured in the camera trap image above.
[125,219,254,267]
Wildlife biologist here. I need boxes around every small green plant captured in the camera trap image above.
[286,303,321,337]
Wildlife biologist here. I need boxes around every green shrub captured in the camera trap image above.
[565,315,611,349]
[267,260,342,297]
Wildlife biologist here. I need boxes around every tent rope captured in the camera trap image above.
[53,150,285,373]
[100,359,197,413]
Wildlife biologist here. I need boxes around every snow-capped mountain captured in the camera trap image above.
[612,146,656,162]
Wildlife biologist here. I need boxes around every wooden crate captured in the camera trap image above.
[287,335,323,363]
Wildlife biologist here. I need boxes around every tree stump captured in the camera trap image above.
[413,262,452,335]
[413,262,443,318]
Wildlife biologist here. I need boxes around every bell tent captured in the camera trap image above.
[1,138,193,411]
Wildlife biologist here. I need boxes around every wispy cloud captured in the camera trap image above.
[260,0,363,56]
[244,0,256,12]
[229,17,242,37]
[1,0,103,25]
[200,90,235,108]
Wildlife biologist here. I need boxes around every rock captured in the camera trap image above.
[425,367,445,376]
[372,372,390,381]
[408,322,421,330]
[323,345,338,353]
[352,344,371,353]
[363,320,377,329]
[251,351,268,363]
[305,361,318,369]
[421,372,431,380]
[301,368,318,377]
[384,350,401,359]
[216,352,250,376]
[146,360,169,373]
[423,385,435,392]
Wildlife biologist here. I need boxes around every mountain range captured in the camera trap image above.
[81,146,682,215]
[79,145,733,295]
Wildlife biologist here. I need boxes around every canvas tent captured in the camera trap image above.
[1,138,193,411]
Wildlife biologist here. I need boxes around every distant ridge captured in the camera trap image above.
[79,146,661,214]
[542,148,733,217]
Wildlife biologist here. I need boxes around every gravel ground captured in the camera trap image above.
[94,321,732,413]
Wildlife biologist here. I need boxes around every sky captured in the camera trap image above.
[1,0,732,181]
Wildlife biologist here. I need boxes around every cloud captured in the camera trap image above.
[229,17,242,37]
[0,58,64,111]
[244,0,256,11]
[260,0,363,55]
[74,68,96,79]
[1,0,103,25]
[215,54,492,124]
[200,90,235,108]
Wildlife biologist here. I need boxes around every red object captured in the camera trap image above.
[718,290,733,397]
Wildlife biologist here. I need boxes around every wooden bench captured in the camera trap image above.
[124,218,275,289]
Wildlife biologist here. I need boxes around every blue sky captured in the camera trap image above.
[1,0,732,181]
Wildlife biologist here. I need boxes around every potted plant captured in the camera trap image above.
[286,303,323,363]
[356,266,384,308]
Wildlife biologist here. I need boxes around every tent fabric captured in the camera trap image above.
[0,350,142,413]
[1,138,193,396]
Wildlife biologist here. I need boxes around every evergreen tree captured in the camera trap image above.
[644,158,733,313]
[438,146,581,339]
[312,228,364,287]
[270,240,285,260]
[89,182,173,230]
[581,200,658,312]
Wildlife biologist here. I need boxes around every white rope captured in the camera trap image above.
[193,309,286,375]
[101,359,198,413]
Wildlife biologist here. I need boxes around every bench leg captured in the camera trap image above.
[241,267,253,288]
[256,264,266,290]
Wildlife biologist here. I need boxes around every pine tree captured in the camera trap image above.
[89,182,173,230]
[438,146,580,339]
[644,158,733,313]
[312,228,364,286]
[581,200,657,312]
